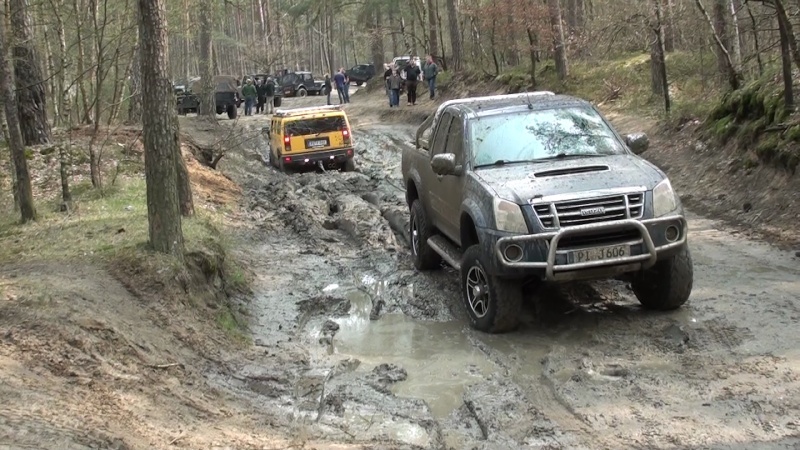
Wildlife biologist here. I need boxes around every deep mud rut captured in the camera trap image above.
[193,92,800,449]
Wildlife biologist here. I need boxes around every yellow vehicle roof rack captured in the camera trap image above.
[273,104,343,117]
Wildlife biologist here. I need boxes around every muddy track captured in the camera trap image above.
[202,94,800,449]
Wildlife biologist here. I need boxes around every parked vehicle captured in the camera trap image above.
[402,92,693,333]
[176,75,241,119]
[346,64,376,86]
[279,71,326,97]
[262,104,355,172]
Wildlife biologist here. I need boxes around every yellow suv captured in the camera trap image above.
[264,105,356,172]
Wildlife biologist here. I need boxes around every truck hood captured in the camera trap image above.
[473,155,665,204]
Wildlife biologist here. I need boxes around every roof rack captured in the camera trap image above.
[272,104,343,117]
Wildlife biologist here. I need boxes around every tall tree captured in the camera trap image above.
[10,0,51,145]
[138,0,184,257]
[445,0,462,71]
[427,0,439,58]
[0,10,37,223]
[548,0,568,80]
[198,0,215,118]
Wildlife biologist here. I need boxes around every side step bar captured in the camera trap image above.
[427,235,464,271]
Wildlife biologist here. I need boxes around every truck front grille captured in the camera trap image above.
[532,193,644,229]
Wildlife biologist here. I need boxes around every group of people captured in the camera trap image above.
[323,68,351,105]
[384,55,439,108]
[241,77,276,116]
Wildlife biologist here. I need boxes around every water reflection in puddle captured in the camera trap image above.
[330,288,494,418]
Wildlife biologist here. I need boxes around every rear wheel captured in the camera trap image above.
[461,245,523,333]
[226,104,237,119]
[409,200,442,270]
[273,96,282,107]
[632,246,693,310]
[341,158,356,172]
[356,81,363,86]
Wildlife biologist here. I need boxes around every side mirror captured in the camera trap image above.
[625,132,649,155]
[431,153,461,176]
[418,138,429,150]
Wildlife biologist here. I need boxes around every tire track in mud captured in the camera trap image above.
[212,108,800,449]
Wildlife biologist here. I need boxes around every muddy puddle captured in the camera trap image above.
[316,284,495,419]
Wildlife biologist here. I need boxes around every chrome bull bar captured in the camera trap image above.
[495,216,688,280]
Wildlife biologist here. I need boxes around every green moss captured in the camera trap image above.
[785,125,800,141]
[755,134,781,161]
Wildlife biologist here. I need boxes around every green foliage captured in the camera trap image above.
[704,71,799,172]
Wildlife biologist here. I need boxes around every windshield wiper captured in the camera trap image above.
[536,153,603,161]
[474,159,526,169]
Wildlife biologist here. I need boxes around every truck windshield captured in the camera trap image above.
[469,106,625,167]
[285,116,346,135]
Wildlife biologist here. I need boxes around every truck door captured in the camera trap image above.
[425,112,452,231]
[432,115,466,242]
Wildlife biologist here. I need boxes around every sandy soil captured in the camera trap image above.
[1,87,800,449]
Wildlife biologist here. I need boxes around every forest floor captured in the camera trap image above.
[1,83,800,449]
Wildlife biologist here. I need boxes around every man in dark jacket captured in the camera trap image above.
[255,78,267,114]
[264,77,275,113]
[403,60,421,106]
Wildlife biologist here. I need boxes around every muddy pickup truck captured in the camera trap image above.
[401,92,693,333]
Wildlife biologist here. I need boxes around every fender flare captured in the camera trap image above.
[405,169,424,206]
[461,197,491,230]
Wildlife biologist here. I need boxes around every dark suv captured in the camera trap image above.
[402,92,693,333]
[346,64,376,85]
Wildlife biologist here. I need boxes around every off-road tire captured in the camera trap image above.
[632,246,693,310]
[226,104,237,119]
[298,87,308,98]
[273,96,282,107]
[341,158,356,172]
[356,81,363,86]
[409,200,442,270]
[267,147,275,167]
[216,107,224,115]
[460,245,523,333]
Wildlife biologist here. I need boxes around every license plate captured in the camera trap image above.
[569,244,630,264]
[307,139,327,148]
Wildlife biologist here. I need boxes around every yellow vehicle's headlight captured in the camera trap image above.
[493,198,528,233]
[653,179,678,217]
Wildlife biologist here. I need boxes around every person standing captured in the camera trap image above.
[242,78,257,116]
[423,55,439,100]
[383,64,392,106]
[343,70,351,103]
[333,69,346,104]
[323,73,332,105]
[264,77,275,114]
[255,78,266,114]
[403,59,421,106]
[388,69,401,107]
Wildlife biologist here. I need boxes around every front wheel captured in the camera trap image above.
[356,81,363,86]
[632,246,693,310]
[460,245,523,333]
[298,88,308,98]
[409,200,442,270]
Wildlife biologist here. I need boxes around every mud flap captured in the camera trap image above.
[317,161,326,172]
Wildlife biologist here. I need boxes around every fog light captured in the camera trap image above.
[503,244,523,262]
[665,225,680,242]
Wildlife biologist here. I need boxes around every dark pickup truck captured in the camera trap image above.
[279,71,326,97]
[402,92,693,333]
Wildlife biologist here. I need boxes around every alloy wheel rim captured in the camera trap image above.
[410,214,420,255]
[466,266,489,318]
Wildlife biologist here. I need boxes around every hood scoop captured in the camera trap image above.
[531,165,610,178]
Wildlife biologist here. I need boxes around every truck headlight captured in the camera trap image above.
[653,179,679,217]
[493,198,528,233]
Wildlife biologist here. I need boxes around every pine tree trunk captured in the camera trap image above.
[427,0,439,58]
[548,0,568,80]
[0,15,37,223]
[138,0,184,257]
[198,0,215,118]
[445,0,461,71]
[10,0,51,145]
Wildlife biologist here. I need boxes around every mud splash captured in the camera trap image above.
[318,285,495,419]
